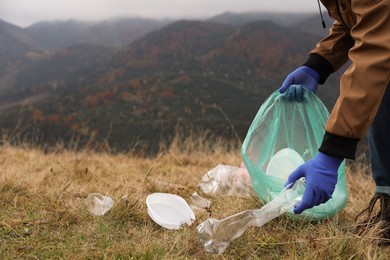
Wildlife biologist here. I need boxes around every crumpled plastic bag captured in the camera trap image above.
[197,164,253,198]
[197,179,305,254]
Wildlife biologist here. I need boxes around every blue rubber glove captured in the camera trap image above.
[281,85,307,102]
[284,152,343,214]
[279,66,320,101]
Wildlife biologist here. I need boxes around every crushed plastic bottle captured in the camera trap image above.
[190,192,212,211]
[197,164,253,198]
[196,179,305,254]
[85,193,114,216]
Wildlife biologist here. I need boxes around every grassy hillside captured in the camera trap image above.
[0,137,388,258]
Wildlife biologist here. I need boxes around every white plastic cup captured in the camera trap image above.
[85,193,114,216]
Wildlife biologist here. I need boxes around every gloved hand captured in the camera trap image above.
[279,66,320,101]
[284,152,343,214]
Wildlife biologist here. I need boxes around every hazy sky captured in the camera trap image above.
[0,0,319,27]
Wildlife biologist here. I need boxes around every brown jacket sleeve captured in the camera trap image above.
[304,20,354,83]
[305,0,390,159]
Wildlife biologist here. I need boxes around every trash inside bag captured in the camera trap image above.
[146,193,195,229]
[197,164,253,198]
[266,148,305,180]
[85,193,114,216]
[197,179,305,254]
[241,86,348,220]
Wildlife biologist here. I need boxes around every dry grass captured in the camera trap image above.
[0,138,390,259]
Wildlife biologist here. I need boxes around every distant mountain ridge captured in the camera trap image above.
[208,11,315,26]
[0,20,43,93]
[24,20,95,50]
[18,11,321,51]
[0,20,40,50]
[24,18,172,50]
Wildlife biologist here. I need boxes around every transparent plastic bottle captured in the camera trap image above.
[197,179,305,254]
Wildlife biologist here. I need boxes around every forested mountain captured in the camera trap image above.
[1,44,116,103]
[0,19,40,55]
[24,20,94,50]
[0,20,42,91]
[0,14,344,154]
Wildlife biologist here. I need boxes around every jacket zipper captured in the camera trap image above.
[336,0,347,26]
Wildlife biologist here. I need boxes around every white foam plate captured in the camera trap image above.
[266,148,305,180]
[146,193,195,229]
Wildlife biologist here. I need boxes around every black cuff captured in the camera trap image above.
[319,132,359,159]
[303,53,334,84]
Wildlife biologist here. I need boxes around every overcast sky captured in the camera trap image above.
[0,0,319,27]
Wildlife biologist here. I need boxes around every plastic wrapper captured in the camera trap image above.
[197,164,253,198]
[241,86,348,220]
[197,179,305,254]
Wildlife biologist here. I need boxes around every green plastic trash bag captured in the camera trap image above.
[241,85,348,220]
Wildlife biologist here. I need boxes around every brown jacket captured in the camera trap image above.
[304,0,390,159]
